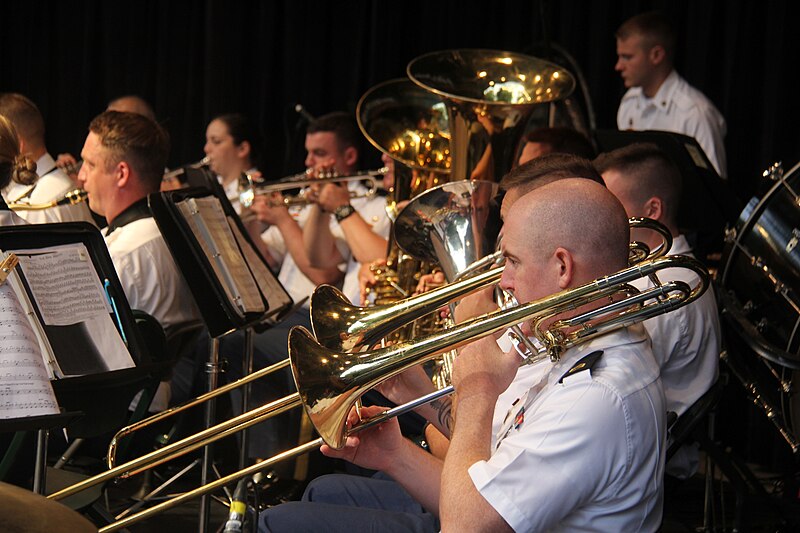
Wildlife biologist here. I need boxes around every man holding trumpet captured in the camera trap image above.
[259,164,666,531]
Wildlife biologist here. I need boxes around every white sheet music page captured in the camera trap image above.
[177,197,265,315]
[0,282,59,419]
[7,243,135,375]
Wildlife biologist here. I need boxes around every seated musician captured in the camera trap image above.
[0,93,95,225]
[0,114,32,226]
[77,110,201,409]
[594,142,720,478]
[259,176,666,531]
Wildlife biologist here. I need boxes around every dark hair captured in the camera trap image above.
[0,92,45,147]
[213,113,263,169]
[89,110,170,191]
[0,114,37,189]
[616,11,677,62]
[500,153,604,196]
[307,111,362,158]
[593,142,682,223]
[523,127,596,160]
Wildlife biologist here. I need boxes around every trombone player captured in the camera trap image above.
[259,175,666,531]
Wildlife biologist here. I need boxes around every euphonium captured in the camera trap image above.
[7,188,88,211]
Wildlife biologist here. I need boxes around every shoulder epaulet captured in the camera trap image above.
[558,350,603,383]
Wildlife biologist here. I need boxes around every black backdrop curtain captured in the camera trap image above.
[1,0,798,203]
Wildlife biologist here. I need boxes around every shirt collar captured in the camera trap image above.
[644,70,680,111]
[35,153,58,178]
[105,197,152,235]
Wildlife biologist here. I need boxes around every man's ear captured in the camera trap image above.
[116,161,131,188]
[343,146,358,168]
[649,44,666,66]
[643,196,663,221]
[554,247,574,290]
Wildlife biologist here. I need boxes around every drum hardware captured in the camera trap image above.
[720,348,800,454]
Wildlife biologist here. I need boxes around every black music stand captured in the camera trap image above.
[0,222,153,495]
[149,187,292,531]
[594,129,743,261]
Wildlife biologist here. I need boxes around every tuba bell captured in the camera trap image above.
[407,49,576,182]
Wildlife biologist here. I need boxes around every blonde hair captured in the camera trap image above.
[0,114,38,188]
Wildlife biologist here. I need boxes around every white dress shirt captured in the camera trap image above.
[3,153,96,225]
[470,325,665,532]
[617,70,727,178]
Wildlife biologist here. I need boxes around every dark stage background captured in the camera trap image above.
[1,0,798,204]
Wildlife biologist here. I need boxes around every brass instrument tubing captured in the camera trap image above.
[98,439,324,532]
[107,359,291,468]
[48,393,301,501]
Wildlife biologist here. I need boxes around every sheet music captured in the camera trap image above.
[5,244,135,376]
[176,197,266,316]
[228,217,292,318]
[0,283,59,419]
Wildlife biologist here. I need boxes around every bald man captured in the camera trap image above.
[259,178,666,532]
[106,95,156,121]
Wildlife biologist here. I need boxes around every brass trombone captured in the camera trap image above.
[7,188,88,211]
[50,252,709,532]
[237,168,387,209]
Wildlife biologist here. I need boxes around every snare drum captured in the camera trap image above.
[720,161,800,364]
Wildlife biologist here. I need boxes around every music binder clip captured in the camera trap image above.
[104,278,128,346]
[0,253,19,285]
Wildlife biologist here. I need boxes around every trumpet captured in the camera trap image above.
[238,167,388,209]
[7,188,88,211]
[161,156,210,182]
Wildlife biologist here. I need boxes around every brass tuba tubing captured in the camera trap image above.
[238,168,387,209]
[48,392,301,501]
[8,188,88,211]
[106,359,291,468]
[292,254,710,449]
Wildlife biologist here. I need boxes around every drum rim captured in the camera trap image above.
[720,160,800,287]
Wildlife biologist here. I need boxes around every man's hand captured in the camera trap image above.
[358,260,381,305]
[316,181,351,213]
[375,364,436,406]
[454,335,518,401]
[320,404,405,473]
[251,193,292,225]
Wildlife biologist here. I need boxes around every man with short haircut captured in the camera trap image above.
[0,93,96,224]
[77,111,199,339]
[595,142,720,478]
[259,175,666,532]
[615,11,727,177]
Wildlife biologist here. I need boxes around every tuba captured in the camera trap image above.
[407,49,576,182]
[356,79,453,314]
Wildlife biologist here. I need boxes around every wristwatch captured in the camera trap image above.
[333,204,356,223]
